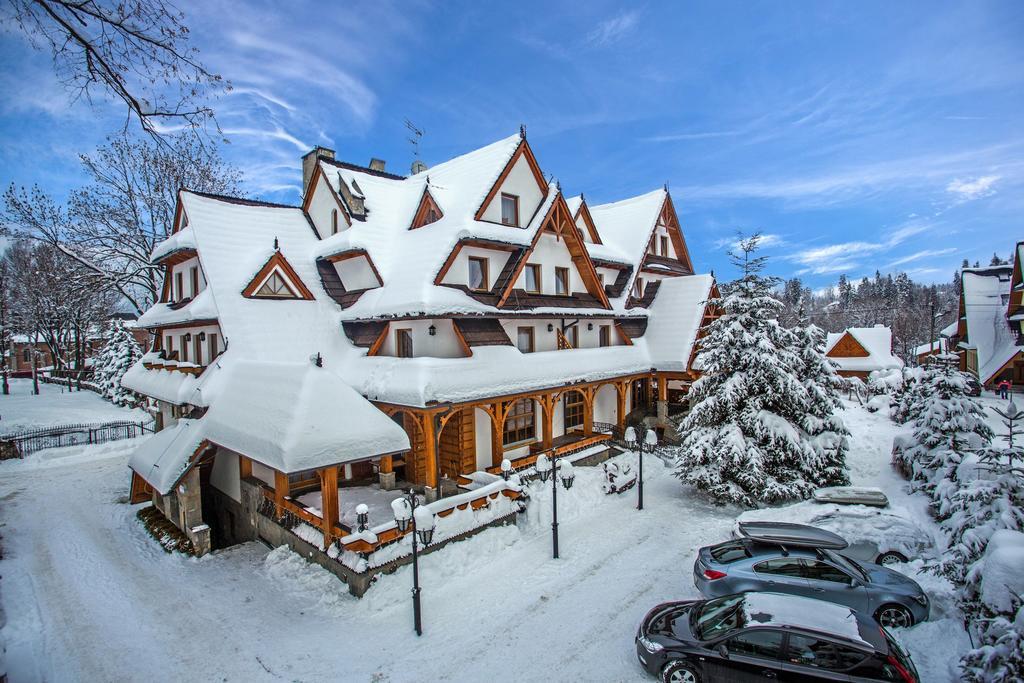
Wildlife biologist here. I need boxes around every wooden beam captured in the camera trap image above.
[422,412,438,490]
[273,470,290,519]
[239,454,252,480]
[379,454,393,474]
[615,381,628,429]
[319,467,339,550]
[581,387,595,436]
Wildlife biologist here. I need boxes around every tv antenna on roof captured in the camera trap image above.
[404,118,425,159]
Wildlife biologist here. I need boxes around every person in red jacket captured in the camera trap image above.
[998,379,1012,399]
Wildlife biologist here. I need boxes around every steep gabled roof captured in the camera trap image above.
[565,194,602,244]
[825,326,903,372]
[242,250,315,300]
[473,136,548,223]
[409,186,444,229]
[960,265,1020,385]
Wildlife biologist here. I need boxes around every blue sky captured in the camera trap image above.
[1,0,1021,288]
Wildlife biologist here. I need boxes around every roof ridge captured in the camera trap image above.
[182,189,302,210]
[588,187,666,212]
[319,157,407,181]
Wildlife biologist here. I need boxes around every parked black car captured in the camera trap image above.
[964,376,982,397]
[636,592,920,682]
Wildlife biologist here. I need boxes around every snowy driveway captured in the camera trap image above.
[0,402,966,681]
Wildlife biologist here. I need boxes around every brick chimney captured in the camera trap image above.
[301,146,335,195]
[368,158,386,173]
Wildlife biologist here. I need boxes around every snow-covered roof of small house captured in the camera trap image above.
[912,338,947,357]
[961,266,1021,385]
[644,274,715,372]
[825,325,904,372]
[128,418,208,495]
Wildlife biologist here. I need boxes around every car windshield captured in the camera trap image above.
[825,549,869,581]
[692,595,745,640]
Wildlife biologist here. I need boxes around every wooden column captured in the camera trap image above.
[238,454,252,480]
[379,454,393,474]
[582,387,595,436]
[657,375,668,402]
[319,466,339,550]
[273,470,290,519]
[489,400,506,468]
[540,394,555,449]
[616,382,628,430]
[422,411,438,490]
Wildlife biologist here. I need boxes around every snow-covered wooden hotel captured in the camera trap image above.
[124,131,716,592]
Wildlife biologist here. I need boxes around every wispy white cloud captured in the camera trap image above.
[644,130,742,143]
[788,221,929,274]
[885,247,957,268]
[587,11,640,46]
[946,175,999,200]
[712,233,785,250]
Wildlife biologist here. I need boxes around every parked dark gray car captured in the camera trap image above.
[693,531,929,629]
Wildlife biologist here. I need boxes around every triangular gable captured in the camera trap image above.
[301,162,352,231]
[242,251,315,300]
[653,193,695,273]
[826,331,870,358]
[496,194,610,309]
[474,138,548,223]
[409,186,444,229]
[572,198,602,244]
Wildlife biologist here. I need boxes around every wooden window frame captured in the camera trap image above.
[517,326,535,353]
[193,335,203,366]
[180,335,189,363]
[503,398,536,447]
[396,328,414,358]
[555,267,569,296]
[660,235,669,256]
[599,325,611,347]
[525,263,542,294]
[500,193,520,227]
[331,209,339,235]
[208,332,218,362]
[165,336,173,355]
[567,325,578,349]
[190,266,199,298]
[175,271,184,301]
[468,256,489,292]
[563,392,584,432]
[634,277,644,299]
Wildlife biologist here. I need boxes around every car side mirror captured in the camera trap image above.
[850,578,862,588]
[718,644,729,659]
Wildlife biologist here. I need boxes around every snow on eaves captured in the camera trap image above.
[137,287,219,328]
[644,274,714,372]
[121,361,209,406]
[587,189,667,308]
[825,326,904,372]
[150,224,197,262]
[129,418,206,495]
[962,267,1021,384]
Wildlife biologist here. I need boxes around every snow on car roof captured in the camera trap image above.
[742,592,870,646]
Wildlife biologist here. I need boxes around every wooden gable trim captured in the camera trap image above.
[301,163,352,229]
[367,322,390,357]
[433,239,522,287]
[826,331,870,358]
[659,193,695,274]
[473,139,548,223]
[1009,241,1023,318]
[242,251,315,300]
[615,322,634,346]
[171,193,187,234]
[573,200,603,244]
[495,194,610,309]
[409,186,444,230]
[450,321,474,358]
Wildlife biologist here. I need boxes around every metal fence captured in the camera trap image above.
[0,420,152,458]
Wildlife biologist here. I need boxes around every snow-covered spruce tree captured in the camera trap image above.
[792,323,850,487]
[892,353,992,496]
[892,365,927,424]
[675,234,818,506]
[93,321,143,406]
[960,595,1024,683]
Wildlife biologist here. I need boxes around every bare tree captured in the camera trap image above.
[3,131,242,314]
[2,0,226,136]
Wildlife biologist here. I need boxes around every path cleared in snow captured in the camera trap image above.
[0,401,971,681]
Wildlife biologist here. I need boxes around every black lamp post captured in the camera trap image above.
[624,427,657,510]
[535,452,575,558]
[391,490,436,636]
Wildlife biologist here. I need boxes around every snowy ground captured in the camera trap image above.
[0,378,149,433]
[0,393,981,681]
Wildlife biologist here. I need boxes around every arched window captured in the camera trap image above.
[502,399,535,446]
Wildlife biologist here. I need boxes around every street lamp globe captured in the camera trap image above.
[414,506,436,545]
[501,458,513,481]
[624,426,637,449]
[559,461,575,490]
[644,429,658,448]
[536,453,552,482]
[391,496,412,533]
[355,503,369,532]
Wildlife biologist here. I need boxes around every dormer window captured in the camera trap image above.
[468,256,489,291]
[501,193,519,226]
[255,272,296,298]
[525,264,541,294]
[660,235,669,256]
[555,267,569,296]
[331,209,339,235]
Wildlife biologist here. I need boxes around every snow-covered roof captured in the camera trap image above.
[129,418,207,495]
[741,592,867,645]
[150,224,197,262]
[961,266,1021,385]
[643,275,715,371]
[587,189,667,307]
[912,338,947,357]
[825,326,904,372]
[137,287,219,328]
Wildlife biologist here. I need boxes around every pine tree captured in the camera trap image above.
[793,324,850,487]
[93,320,143,406]
[675,235,818,506]
[960,595,1024,683]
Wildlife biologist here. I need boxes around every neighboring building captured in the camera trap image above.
[825,325,904,379]
[6,317,150,375]
[123,131,718,588]
[953,253,1023,388]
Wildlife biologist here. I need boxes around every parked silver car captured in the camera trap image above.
[694,524,930,629]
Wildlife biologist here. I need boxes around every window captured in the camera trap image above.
[503,398,535,446]
[660,235,669,256]
[468,256,489,291]
[786,634,865,671]
[22,349,29,362]
[753,558,805,578]
[396,329,413,358]
[165,336,173,356]
[726,630,784,660]
[709,541,750,564]
[255,272,296,298]
[599,325,611,347]
[331,209,339,235]
[180,336,188,363]
[525,264,541,293]
[802,560,853,585]
[633,278,644,299]
[193,335,203,366]
[517,327,535,353]
[175,272,184,301]
[208,333,218,362]
[190,266,199,298]
[426,206,439,223]
[567,325,578,348]
[563,392,584,431]
[555,267,569,296]
[501,193,519,226]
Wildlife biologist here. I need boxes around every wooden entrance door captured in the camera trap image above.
[439,410,476,478]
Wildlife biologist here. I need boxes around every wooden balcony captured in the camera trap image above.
[485,431,612,475]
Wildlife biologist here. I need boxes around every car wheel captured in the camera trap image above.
[876,551,908,566]
[875,604,914,629]
[662,660,701,683]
